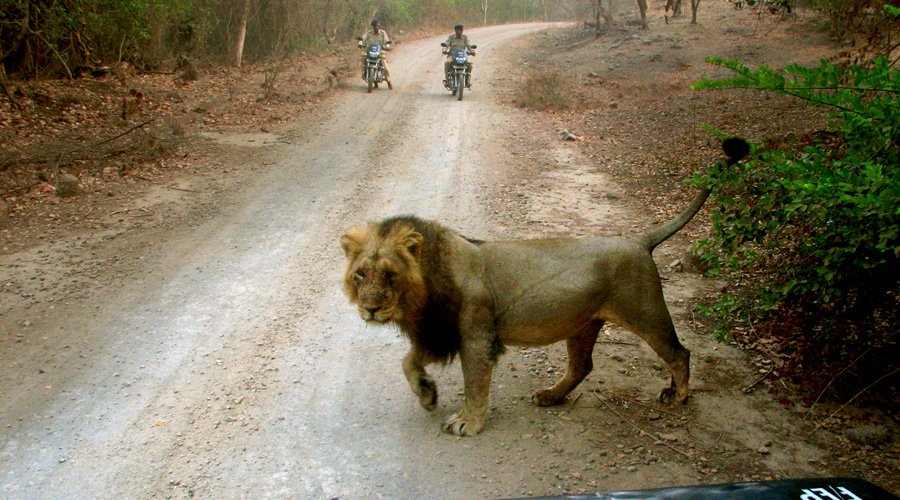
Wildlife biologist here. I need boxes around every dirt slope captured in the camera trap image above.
[0,6,896,499]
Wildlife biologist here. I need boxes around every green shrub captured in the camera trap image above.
[690,52,898,400]
[693,56,898,307]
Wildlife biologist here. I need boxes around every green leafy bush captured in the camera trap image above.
[690,54,898,400]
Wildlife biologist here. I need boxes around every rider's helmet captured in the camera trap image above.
[371,19,380,28]
[454,23,463,31]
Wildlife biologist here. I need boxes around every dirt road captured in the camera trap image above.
[0,20,877,499]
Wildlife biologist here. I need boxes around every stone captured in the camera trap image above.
[56,172,81,197]
[846,425,891,446]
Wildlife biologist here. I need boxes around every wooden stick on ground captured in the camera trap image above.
[744,366,775,394]
[607,394,685,418]
[593,391,692,458]
[821,366,900,426]
[0,182,40,198]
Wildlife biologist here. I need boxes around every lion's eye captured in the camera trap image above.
[354,269,366,282]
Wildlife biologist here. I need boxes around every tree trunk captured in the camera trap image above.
[595,0,613,35]
[481,0,488,25]
[322,0,333,44]
[0,65,21,111]
[234,0,251,68]
[637,0,649,29]
[691,0,701,24]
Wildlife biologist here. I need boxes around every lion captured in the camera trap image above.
[340,138,749,436]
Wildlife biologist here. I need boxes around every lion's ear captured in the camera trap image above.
[397,228,424,261]
[340,227,366,259]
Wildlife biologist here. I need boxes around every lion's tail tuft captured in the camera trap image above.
[722,137,751,163]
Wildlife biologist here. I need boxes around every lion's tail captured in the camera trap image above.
[639,138,750,253]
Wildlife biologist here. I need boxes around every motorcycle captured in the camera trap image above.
[357,38,391,93]
[441,43,477,101]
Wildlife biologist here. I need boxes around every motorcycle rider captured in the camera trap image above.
[443,24,474,88]
[358,18,392,89]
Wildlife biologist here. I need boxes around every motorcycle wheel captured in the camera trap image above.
[367,79,373,93]
[456,75,464,101]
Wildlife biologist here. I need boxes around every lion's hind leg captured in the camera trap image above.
[626,319,690,404]
[402,347,438,411]
[533,321,603,407]
[628,317,690,404]
[602,285,691,405]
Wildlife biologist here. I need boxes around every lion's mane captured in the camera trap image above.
[345,215,479,363]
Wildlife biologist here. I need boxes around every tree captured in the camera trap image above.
[591,0,648,33]
[234,0,251,68]
[666,0,701,24]
[637,0,648,28]
[540,0,552,19]
[592,0,613,34]
[481,0,488,25]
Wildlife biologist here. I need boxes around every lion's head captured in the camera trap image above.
[340,220,427,324]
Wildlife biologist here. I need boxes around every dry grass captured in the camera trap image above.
[515,69,573,110]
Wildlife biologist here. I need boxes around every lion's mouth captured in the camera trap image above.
[359,307,395,323]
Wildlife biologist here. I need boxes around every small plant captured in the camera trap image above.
[515,69,573,110]
[692,295,748,342]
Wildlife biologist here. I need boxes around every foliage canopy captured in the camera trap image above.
[0,0,581,77]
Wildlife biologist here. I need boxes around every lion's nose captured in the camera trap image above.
[366,307,380,316]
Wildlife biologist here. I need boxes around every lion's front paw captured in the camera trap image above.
[417,376,438,411]
[441,412,483,437]
[532,389,565,407]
